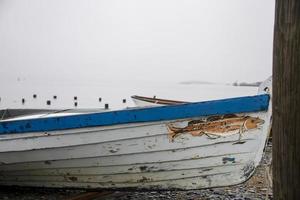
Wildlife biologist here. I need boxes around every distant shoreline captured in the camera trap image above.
[179,81,215,85]
[232,81,262,87]
[179,80,262,87]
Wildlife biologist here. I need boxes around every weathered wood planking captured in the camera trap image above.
[0,78,272,189]
[0,120,263,164]
[0,172,248,190]
[0,111,270,189]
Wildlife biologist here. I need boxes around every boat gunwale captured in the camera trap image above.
[0,94,270,134]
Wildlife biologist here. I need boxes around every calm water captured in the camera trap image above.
[0,80,258,110]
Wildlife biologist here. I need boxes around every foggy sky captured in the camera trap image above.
[0,0,275,84]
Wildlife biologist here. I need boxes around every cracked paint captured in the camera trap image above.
[167,114,264,141]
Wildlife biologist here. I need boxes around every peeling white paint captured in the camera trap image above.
[0,78,272,189]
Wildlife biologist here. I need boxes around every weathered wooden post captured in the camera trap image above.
[273,0,300,199]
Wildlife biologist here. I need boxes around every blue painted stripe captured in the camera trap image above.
[0,94,269,134]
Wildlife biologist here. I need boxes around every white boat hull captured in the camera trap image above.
[0,77,272,189]
[0,115,271,189]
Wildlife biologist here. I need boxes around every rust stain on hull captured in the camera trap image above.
[167,114,264,141]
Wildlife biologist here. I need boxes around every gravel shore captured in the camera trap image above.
[0,142,273,200]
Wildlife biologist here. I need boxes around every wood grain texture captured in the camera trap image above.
[0,81,272,190]
[0,108,271,189]
[273,0,300,199]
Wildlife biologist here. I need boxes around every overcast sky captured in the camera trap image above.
[0,0,275,84]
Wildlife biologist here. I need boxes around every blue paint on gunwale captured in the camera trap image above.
[0,94,269,134]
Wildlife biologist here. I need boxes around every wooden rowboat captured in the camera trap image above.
[131,95,188,107]
[0,77,272,190]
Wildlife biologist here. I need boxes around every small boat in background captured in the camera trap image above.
[131,95,188,107]
[0,108,108,121]
[0,109,58,120]
[0,77,272,190]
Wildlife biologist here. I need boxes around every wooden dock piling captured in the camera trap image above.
[273,0,300,199]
